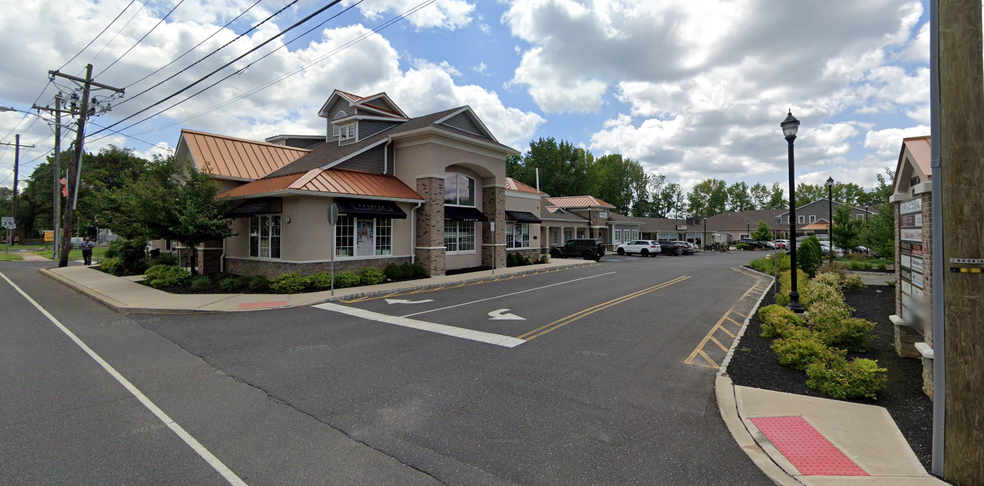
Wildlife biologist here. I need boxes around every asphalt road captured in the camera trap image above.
[1,250,774,485]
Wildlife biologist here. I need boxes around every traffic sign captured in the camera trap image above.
[328,203,338,226]
[1,217,15,230]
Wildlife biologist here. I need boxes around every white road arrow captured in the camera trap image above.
[385,298,434,305]
[488,309,525,320]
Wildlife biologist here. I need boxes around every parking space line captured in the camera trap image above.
[518,276,691,341]
[684,275,765,367]
[709,336,729,352]
[338,267,579,304]
[697,350,719,368]
[313,303,526,348]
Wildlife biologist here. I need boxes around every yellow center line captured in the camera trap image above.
[518,276,691,341]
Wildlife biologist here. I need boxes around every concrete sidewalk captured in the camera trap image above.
[41,259,597,314]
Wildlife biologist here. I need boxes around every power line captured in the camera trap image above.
[117,0,297,107]
[122,0,265,91]
[89,0,343,138]
[95,0,186,79]
[129,0,431,135]
[57,0,137,72]
[85,1,147,69]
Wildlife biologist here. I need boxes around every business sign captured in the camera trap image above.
[598,211,608,219]
[676,225,688,231]
[899,213,922,227]
[911,256,924,273]
[900,228,922,242]
[901,242,924,256]
[899,198,922,214]
[43,230,54,242]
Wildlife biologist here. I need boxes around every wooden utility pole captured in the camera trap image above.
[48,64,124,267]
[938,0,984,483]
[35,94,70,258]
[0,134,34,241]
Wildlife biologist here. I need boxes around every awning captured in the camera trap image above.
[444,206,489,222]
[336,198,407,219]
[224,198,282,218]
[506,210,541,223]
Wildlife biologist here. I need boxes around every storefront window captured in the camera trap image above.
[444,173,475,206]
[445,219,475,253]
[336,215,392,257]
[249,215,281,259]
[506,222,530,249]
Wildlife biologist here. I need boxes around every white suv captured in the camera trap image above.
[616,240,661,257]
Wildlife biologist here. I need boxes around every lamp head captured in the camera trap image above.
[826,176,834,187]
[781,110,800,139]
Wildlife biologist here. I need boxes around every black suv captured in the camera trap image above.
[549,238,606,261]
[738,237,760,250]
[657,240,688,256]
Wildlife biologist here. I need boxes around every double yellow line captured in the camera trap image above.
[517,276,691,341]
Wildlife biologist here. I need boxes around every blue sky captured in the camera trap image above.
[1,0,933,195]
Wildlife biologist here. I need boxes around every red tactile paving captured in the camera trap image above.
[750,416,869,476]
[238,301,287,309]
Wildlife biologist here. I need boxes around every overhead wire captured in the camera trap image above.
[86,1,147,69]
[132,0,432,134]
[95,0,186,79]
[57,0,137,72]
[122,0,265,91]
[88,0,343,138]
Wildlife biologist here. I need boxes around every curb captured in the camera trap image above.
[41,261,599,315]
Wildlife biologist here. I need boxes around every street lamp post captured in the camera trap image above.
[782,110,805,313]
[826,176,834,264]
[747,221,750,239]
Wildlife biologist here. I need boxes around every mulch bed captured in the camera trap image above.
[726,282,934,470]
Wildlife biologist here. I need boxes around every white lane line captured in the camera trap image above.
[400,271,617,318]
[314,303,526,348]
[0,272,247,486]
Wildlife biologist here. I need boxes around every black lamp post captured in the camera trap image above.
[826,176,834,264]
[747,220,750,238]
[782,110,804,313]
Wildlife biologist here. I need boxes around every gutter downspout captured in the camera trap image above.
[411,202,422,264]
[220,238,226,273]
[384,138,392,175]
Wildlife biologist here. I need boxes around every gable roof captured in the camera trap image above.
[178,129,310,181]
[505,177,547,195]
[319,89,408,120]
[217,167,423,202]
[265,107,519,178]
[892,135,932,195]
[545,195,615,209]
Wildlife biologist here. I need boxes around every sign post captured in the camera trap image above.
[490,221,495,275]
[328,204,339,296]
[2,217,15,253]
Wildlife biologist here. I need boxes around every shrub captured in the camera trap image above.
[410,263,427,278]
[771,329,846,371]
[270,273,309,294]
[759,304,807,338]
[506,252,518,267]
[842,274,867,290]
[801,274,851,315]
[218,275,246,291]
[247,275,270,292]
[99,257,121,275]
[144,265,191,289]
[776,269,810,307]
[384,263,408,281]
[359,267,385,286]
[797,237,823,277]
[813,316,876,352]
[190,275,212,292]
[735,243,749,251]
[146,254,179,267]
[308,271,334,290]
[749,257,773,274]
[333,271,361,288]
[539,254,550,264]
[108,238,150,275]
[877,263,887,271]
[806,357,887,399]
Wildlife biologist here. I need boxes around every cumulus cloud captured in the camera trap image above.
[341,0,475,30]
[864,126,931,157]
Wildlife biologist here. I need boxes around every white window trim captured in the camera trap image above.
[614,229,622,244]
[444,219,477,254]
[798,215,805,224]
[506,221,531,249]
[249,214,282,260]
[444,173,477,207]
[809,215,817,223]
[334,215,393,259]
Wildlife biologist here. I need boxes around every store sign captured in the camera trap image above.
[900,198,922,214]
[676,225,688,231]
[598,211,608,219]
[901,228,922,242]
[899,213,921,227]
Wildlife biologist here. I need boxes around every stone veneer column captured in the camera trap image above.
[416,177,446,276]
[482,185,506,269]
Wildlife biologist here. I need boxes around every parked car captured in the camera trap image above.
[775,239,790,249]
[656,240,688,256]
[738,237,760,250]
[549,238,606,261]
[687,242,700,253]
[819,242,845,258]
[616,240,661,257]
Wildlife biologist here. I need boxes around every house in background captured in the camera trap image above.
[173,89,521,277]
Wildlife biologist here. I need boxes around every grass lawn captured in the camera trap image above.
[0,253,24,261]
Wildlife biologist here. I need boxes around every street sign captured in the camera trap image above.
[328,203,338,226]
[2,217,15,230]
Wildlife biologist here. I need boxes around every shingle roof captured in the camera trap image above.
[540,205,589,222]
[217,168,423,201]
[545,195,614,208]
[180,129,310,180]
[264,107,519,178]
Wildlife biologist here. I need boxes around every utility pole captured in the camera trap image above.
[35,94,70,258]
[48,64,124,267]
[0,134,35,242]
[937,0,984,483]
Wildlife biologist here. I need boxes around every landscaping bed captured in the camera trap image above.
[726,283,934,470]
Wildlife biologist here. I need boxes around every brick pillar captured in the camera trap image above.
[415,177,446,276]
[482,185,506,269]
[200,239,223,275]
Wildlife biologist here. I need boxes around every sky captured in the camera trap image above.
[0,0,932,197]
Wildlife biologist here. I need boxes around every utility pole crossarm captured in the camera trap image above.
[47,70,125,94]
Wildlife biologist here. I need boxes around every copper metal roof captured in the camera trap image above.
[899,135,931,178]
[546,195,614,208]
[505,177,547,195]
[801,220,833,231]
[218,168,423,201]
[181,129,311,180]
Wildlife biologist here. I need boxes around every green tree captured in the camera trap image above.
[101,156,233,274]
[750,182,770,209]
[798,236,824,277]
[765,182,787,210]
[795,183,825,207]
[688,179,727,216]
[507,137,595,198]
[752,220,773,242]
[590,153,648,214]
[727,182,754,211]
[832,203,862,251]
